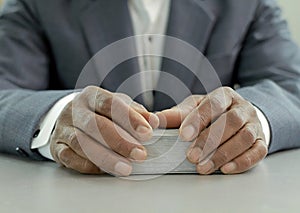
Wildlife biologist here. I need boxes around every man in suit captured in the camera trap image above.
[0,0,300,176]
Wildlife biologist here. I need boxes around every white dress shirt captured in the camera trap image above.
[129,0,170,109]
[32,0,270,160]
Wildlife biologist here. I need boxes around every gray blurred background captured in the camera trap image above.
[0,0,299,45]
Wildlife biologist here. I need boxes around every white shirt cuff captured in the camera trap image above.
[31,93,79,160]
[254,106,271,148]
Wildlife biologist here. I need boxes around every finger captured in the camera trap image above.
[195,123,258,174]
[156,108,183,128]
[91,92,153,141]
[50,126,96,160]
[73,113,147,161]
[114,93,159,129]
[187,107,251,163]
[156,95,204,128]
[220,139,268,174]
[75,131,133,176]
[51,142,67,164]
[130,102,160,129]
[52,126,86,158]
[180,87,234,141]
[57,143,103,174]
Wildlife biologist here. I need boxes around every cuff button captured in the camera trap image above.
[33,129,40,138]
[16,147,29,157]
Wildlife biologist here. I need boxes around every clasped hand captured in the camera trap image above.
[50,86,267,176]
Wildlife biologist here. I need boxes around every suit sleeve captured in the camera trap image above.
[0,0,71,160]
[236,0,300,154]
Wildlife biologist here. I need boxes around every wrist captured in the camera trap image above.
[32,92,80,159]
[254,106,271,148]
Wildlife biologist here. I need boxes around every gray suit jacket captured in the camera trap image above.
[0,0,300,160]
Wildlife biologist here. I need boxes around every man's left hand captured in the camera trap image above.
[156,87,268,175]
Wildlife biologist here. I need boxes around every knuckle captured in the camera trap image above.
[262,148,268,158]
[97,94,113,115]
[53,126,75,145]
[50,142,59,162]
[79,160,96,174]
[214,149,230,164]
[183,95,200,106]
[112,139,122,152]
[81,86,114,113]
[196,113,209,128]
[59,149,71,165]
[68,131,81,152]
[79,86,98,102]
[116,93,133,105]
[217,87,234,99]
[241,155,253,168]
[81,113,97,130]
[224,87,244,102]
[56,104,73,125]
[243,101,256,114]
[132,102,145,110]
[257,141,268,158]
[228,108,245,128]
[113,139,127,153]
[223,86,234,93]
[240,125,257,144]
[223,87,238,99]
[62,101,73,114]
[209,96,225,112]
[228,108,239,119]
[129,113,142,130]
[249,106,258,117]
[68,131,77,145]
[83,85,98,94]
[244,100,253,107]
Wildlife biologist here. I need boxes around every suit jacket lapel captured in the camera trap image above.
[74,0,143,103]
[73,0,217,109]
[154,0,217,110]
[77,0,134,55]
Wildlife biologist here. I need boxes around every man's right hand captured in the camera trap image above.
[50,86,159,176]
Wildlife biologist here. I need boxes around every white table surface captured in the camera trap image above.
[0,149,299,213]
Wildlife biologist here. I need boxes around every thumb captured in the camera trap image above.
[156,95,204,129]
[156,107,187,129]
[131,102,160,129]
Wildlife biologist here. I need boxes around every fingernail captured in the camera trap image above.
[222,162,237,173]
[187,147,202,163]
[114,162,132,176]
[136,125,151,134]
[149,113,159,129]
[130,148,147,160]
[181,125,196,141]
[197,160,214,174]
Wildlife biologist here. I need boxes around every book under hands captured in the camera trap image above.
[131,129,197,175]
